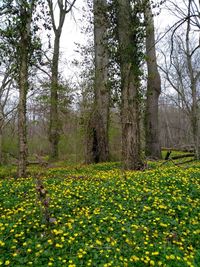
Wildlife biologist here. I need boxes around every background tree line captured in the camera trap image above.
[0,0,199,177]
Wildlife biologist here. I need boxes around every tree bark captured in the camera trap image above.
[0,127,3,164]
[49,33,60,160]
[86,0,110,163]
[144,0,161,159]
[47,0,76,160]
[17,3,33,177]
[0,106,4,164]
[116,0,144,170]
[190,88,199,158]
[186,2,200,159]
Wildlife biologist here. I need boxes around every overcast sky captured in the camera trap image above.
[57,1,87,80]
[56,0,191,81]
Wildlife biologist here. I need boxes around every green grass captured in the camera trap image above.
[0,161,200,266]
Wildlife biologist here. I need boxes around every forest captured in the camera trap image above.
[0,0,200,266]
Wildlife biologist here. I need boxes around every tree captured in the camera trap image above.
[144,0,162,159]
[86,0,110,163]
[3,0,38,177]
[0,0,45,176]
[12,0,43,177]
[185,5,200,158]
[47,0,76,160]
[116,0,144,169]
[159,0,200,158]
[17,2,35,176]
[0,62,13,164]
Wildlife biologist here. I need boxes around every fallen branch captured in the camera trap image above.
[35,176,56,225]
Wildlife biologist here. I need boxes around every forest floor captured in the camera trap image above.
[0,153,200,266]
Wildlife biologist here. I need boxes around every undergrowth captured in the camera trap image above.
[0,159,199,266]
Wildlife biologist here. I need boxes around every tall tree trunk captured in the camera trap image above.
[17,4,32,177]
[144,0,161,159]
[49,33,60,160]
[116,0,143,170]
[47,0,76,160]
[190,82,199,158]
[18,36,29,177]
[186,1,200,159]
[0,128,3,164]
[0,107,3,164]
[86,0,110,163]
[191,110,199,158]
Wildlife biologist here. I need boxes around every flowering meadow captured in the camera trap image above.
[0,162,200,266]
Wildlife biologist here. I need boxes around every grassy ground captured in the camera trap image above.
[0,159,200,267]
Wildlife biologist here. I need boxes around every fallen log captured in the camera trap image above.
[175,159,196,165]
[171,154,194,160]
[27,161,48,167]
[162,147,194,152]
